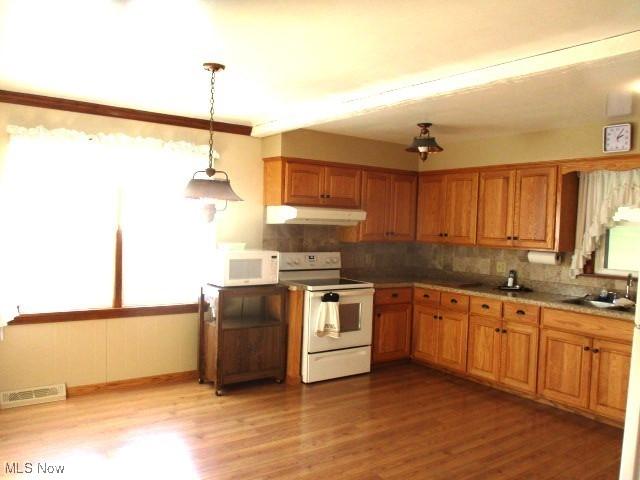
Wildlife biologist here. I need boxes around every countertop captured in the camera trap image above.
[283,274,636,322]
[360,274,636,321]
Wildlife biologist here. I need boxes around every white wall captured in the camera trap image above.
[0,104,262,391]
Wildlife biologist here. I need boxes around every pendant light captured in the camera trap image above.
[185,62,242,222]
[406,122,443,161]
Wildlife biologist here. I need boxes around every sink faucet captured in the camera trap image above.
[626,273,636,301]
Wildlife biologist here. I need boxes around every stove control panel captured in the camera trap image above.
[279,252,341,270]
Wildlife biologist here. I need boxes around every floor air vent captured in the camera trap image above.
[1,384,66,409]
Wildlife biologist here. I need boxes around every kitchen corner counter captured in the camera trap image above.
[349,274,636,322]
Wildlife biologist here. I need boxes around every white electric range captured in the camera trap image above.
[279,252,374,383]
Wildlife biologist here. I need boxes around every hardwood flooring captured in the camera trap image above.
[0,364,623,479]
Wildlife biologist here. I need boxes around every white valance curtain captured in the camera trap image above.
[570,169,640,277]
[0,125,214,331]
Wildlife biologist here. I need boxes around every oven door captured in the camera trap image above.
[304,288,374,353]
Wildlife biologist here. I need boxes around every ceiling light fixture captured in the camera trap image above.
[406,122,443,161]
[185,62,242,222]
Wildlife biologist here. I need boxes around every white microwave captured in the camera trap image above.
[209,250,279,287]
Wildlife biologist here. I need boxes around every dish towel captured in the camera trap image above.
[316,293,340,338]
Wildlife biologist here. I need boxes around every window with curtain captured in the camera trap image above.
[570,169,640,278]
[0,125,214,317]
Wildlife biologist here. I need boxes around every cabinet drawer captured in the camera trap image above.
[470,296,502,318]
[413,287,440,306]
[440,292,469,312]
[542,308,633,343]
[503,302,539,324]
[374,287,412,305]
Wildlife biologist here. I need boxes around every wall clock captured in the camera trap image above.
[603,123,632,153]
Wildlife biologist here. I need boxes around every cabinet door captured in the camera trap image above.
[513,166,557,249]
[538,329,591,409]
[284,162,324,206]
[467,315,501,382]
[444,173,479,245]
[416,174,446,243]
[373,303,412,364]
[477,170,515,247]
[499,321,539,394]
[359,171,390,241]
[412,304,439,363]
[323,166,361,208]
[248,326,284,373]
[388,174,417,241]
[589,339,631,422]
[437,309,469,372]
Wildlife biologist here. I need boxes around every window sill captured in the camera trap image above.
[8,303,199,325]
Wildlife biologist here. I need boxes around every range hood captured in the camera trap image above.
[266,206,367,226]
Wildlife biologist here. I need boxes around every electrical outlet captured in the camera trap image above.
[496,261,507,274]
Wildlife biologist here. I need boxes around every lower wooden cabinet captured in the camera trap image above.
[412,304,468,373]
[499,321,539,394]
[438,310,469,372]
[412,304,439,364]
[373,303,412,363]
[538,329,594,409]
[589,339,632,421]
[467,316,538,393]
[538,328,632,421]
[467,315,501,382]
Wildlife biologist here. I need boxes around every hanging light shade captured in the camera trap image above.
[185,62,242,220]
[185,170,243,202]
[406,122,443,161]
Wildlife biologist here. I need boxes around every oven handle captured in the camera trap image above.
[309,288,375,299]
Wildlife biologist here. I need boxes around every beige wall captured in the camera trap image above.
[420,114,640,171]
[279,129,418,171]
[0,104,262,391]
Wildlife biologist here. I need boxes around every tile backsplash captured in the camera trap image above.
[263,225,630,296]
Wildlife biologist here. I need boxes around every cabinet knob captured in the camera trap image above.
[444,233,448,237]
[450,298,458,304]
[439,316,443,320]
[583,346,591,351]
[433,315,438,320]
[438,233,444,237]
[592,348,600,354]
[516,309,525,315]
[481,304,490,309]
[507,236,513,240]
[391,293,399,298]
[423,294,430,298]
[377,313,381,317]
[494,327,501,332]
[513,236,519,240]
[501,328,507,333]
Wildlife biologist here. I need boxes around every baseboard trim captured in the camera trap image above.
[67,370,198,397]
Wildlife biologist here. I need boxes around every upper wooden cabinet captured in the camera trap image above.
[477,169,516,247]
[416,174,446,243]
[343,171,417,242]
[417,172,479,245]
[513,166,557,249]
[476,165,577,251]
[264,158,361,208]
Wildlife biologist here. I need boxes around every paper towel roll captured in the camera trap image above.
[527,251,562,265]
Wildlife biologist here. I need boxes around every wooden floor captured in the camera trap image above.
[0,364,623,479]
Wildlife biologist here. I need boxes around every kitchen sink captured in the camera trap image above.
[562,296,635,312]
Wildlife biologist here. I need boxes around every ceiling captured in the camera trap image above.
[0,0,639,142]
[313,51,640,144]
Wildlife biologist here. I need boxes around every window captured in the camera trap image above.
[594,207,640,277]
[0,126,214,316]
